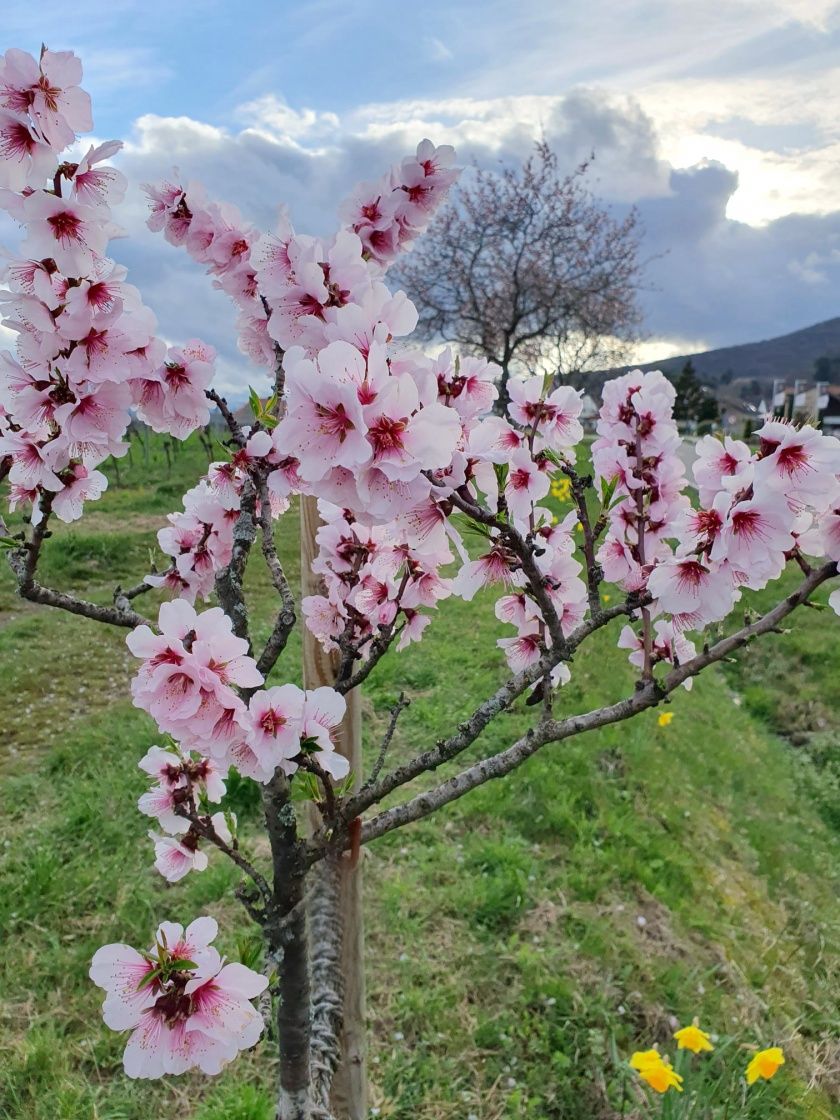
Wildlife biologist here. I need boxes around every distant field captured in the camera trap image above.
[1,431,838,1120]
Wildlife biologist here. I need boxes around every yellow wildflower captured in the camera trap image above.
[658,711,674,727]
[674,1023,714,1054]
[603,593,611,602]
[746,1047,785,1085]
[630,1050,684,1094]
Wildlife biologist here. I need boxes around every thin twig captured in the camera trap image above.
[206,388,246,446]
[176,803,273,908]
[364,692,410,788]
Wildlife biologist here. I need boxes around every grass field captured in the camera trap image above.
[1,431,838,1119]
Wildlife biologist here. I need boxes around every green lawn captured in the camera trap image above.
[1,432,838,1119]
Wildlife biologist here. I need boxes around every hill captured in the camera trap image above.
[588,317,840,396]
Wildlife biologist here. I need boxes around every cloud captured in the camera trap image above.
[427,37,454,62]
[103,86,840,392]
[3,76,839,398]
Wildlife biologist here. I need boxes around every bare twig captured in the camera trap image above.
[363,693,410,788]
[561,461,606,617]
[207,388,245,446]
[334,623,404,695]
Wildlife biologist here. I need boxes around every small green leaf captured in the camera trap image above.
[136,967,161,991]
[223,809,237,840]
[167,958,197,972]
[291,772,320,802]
[335,771,356,798]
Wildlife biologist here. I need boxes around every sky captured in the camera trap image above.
[4,0,840,393]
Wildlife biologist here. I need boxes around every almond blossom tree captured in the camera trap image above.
[3,45,840,1120]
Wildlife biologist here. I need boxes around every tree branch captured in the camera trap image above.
[207,388,245,446]
[339,598,638,824]
[356,561,837,845]
[4,499,150,629]
[214,480,257,645]
[251,473,296,686]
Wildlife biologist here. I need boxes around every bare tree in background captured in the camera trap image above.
[394,142,644,413]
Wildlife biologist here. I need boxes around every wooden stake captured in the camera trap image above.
[300,494,367,1119]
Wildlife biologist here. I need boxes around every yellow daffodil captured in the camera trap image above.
[658,711,674,727]
[674,1023,714,1053]
[630,1050,684,1094]
[746,1047,785,1085]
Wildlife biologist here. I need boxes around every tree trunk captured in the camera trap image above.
[262,771,312,1120]
[300,494,368,1119]
[495,359,512,417]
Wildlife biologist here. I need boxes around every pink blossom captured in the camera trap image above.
[243,684,306,780]
[754,419,840,506]
[708,492,795,579]
[0,48,92,148]
[150,812,232,882]
[504,448,550,524]
[452,545,517,601]
[692,434,752,506]
[508,377,583,449]
[51,462,107,522]
[0,109,55,191]
[498,625,543,673]
[0,430,63,490]
[21,192,109,275]
[618,619,697,688]
[301,687,350,780]
[90,917,267,1079]
[647,558,737,631]
[135,341,215,439]
[276,344,371,481]
[68,140,127,210]
[396,609,431,650]
[432,350,498,420]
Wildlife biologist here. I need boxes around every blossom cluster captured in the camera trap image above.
[135,743,231,882]
[302,499,455,657]
[146,428,291,602]
[446,374,589,680]
[127,600,349,790]
[650,417,840,631]
[593,369,689,598]
[338,138,458,268]
[89,917,267,1078]
[591,371,840,675]
[0,48,217,525]
[144,176,272,367]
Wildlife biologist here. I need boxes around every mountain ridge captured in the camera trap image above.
[595,316,840,391]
